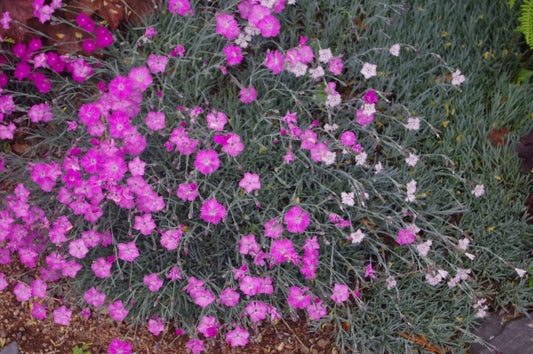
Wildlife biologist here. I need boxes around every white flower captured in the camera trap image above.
[416,240,432,257]
[405,193,416,202]
[287,62,307,77]
[355,151,367,165]
[325,94,341,108]
[235,33,250,48]
[425,271,443,286]
[407,223,420,234]
[323,151,336,165]
[324,123,338,132]
[244,23,260,36]
[360,63,377,79]
[350,229,366,244]
[362,103,376,116]
[406,179,417,194]
[471,184,484,198]
[318,48,333,63]
[374,162,383,174]
[288,0,296,4]
[386,277,397,290]
[457,268,471,280]
[260,0,276,8]
[458,238,470,250]
[404,117,420,131]
[452,69,466,86]
[405,153,419,167]
[389,43,401,57]
[309,66,325,79]
[515,268,527,278]
[341,191,355,206]
[465,252,476,260]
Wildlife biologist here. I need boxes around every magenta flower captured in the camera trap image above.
[330,283,350,304]
[76,13,95,32]
[95,26,113,48]
[108,75,133,100]
[53,305,72,326]
[341,131,356,146]
[118,241,139,262]
[265,49,284,74]
[364,90,378,104]
[284,206,310,233]
[109,300,129,322]
[257,15,280,37]
[216,13,240,41]
[200,199,227,224]
[239,86,257,103]
[396,229,415,245]
[169,0,191,15]
[84,287,106,307]
[220,287,240,307]
[223,45,244,66]
[364,263,377,279]
[144,273,163,292]
[134,213,156,235]
[147,54,168,73]
[198,315,217,338]
[31,302,47,320]
[194,150,220,175]
[226,326,249,347]
[108,338,132,354]
[270,239,299,265]
[287,286,311,309]
[239,173,261,193]
[31,278,47,299]
[187,339,205,354]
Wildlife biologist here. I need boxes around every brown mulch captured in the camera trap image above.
[0,259,336,354]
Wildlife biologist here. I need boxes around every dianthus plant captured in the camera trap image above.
[0,0,513,352]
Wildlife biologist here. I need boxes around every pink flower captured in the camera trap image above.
[206,111,227,131]
[194,149,220,175]
[216,14,240,41]
[145,111,166,130]
[239,275,262,296]
[239,173,261,193]
[328,57,343,75]
[220,287,240,307]
[226,326,249,347]
[245,301,268,322]
[147,54,168,73]
[364,263,377,279]
[198,316,217,338]
[128,66,152,91]
[84,287,106,307]
[108,338,132,354]
[176,183,198,201]
[239,86,257,103]
[14,282,32,302]
[200,199,227,224]
[144,273,163,292]
[109,300,128,322]
[192,288,215,308]
[306,298,327,320]
[239,234,260,255]
[118,241,139,262]
[396,229,415,245]
[221,133,244,156]
[0,273,7,291]
[31,279,47,299]
[270,239,299,265]
[28,103,53,123]
[91,257,112,278]
[160,229,182,250]
[53,305,72,326]
[264,218,283,238]
[134,213,156,235]
[355,109,374,126]
[148,318,165,335]
[1,11,11,30]
[257,15,280,37]
[265,50,284,74]
[223,45,244,66]
[144,27,157,38]
[69,239,89,259]
[284,206,310,233]
[187,339,205,354]
[330,283,350,304]
[287,286,311,309]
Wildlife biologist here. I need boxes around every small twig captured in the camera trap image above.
[281,317,309,352]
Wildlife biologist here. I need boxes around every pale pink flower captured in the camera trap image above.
[206,111,227,131]
[239,173,261,193]
[14,282,32,302]
[245,301,268,322]
[69,239,89,259]
[471,184,484,198]
[53,305,72,326]
[134,213,156,235]
[187,339,205,354]
[220,287,240,307]
[360,63,377,79]
[226,326,249,347]
[284,206,310,233]
[265,218,284,238]
[118,241,139,262]
[330,283,350,304]
[147,54,168,73]
[148,318,165,336]
[109,300,128,321]
[144,273,163,292]
[405,153,419,167]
